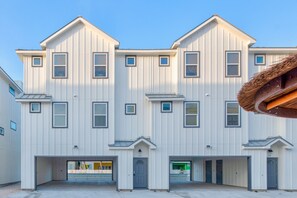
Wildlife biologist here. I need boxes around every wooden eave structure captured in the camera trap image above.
[238,54,297,118]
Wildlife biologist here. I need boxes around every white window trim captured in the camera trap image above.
[93,52,108,78]
[184,101,199,128]
[32,56,42,67]
[30,102,41,113]
[125,56,136,67]
[185,51,199,77]
[53,52,68,78]
[53,102,68,128]
[225,101,241,128]
[226,51,241,77]
[159,55,170,66]
[161,101,172,113]
[125,103,136,115]
[93,102,108,128]
[255,54,266,65]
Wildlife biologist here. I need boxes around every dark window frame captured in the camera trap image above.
[9,86,15,97]
[30,102,41,113]
[52,102,68,128]
[125,55,136,67]
[159,55,170,67]
[32,56,43,67]
[52,52,68,79]
[183,101,200,128]
[254,54,266,66]
[225,50,241,77]
[0,127,4,136]
[161,101,172,113]
[93,52,109,79]
[125,103,136,115]
[225,101,241,128]
[184,51,200,78]
[92,102,108,128]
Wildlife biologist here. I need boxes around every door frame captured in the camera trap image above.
[133,157,148,189]
[267,157,278,190]
[205,160,212,183]
[216,160,223,185]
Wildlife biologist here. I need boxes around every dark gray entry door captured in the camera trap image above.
[133,158,148,188]
[205,160,212,183]
[216,160,223,185]
[267,158,278,189]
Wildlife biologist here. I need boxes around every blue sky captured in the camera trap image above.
[1,0,297,81]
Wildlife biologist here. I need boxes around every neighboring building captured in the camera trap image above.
[16,15,297,191]
[0,67,22,185]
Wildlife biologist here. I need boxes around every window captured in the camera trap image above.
[93,102,108,128]
[184,101,199,127]
[53,53,67,78]
[255,54,266,65]
[32,56,42,67]
[0,127,4,136]
[30,102,41,113]
[93,53,108,78]
[125,56,136,67]
[185,52,199,77]
[53,102,68,128]
[161,101,172,113]
[159,55,170,66]
[9,86,15,96]
[125,103,136,115]
[226,51,240,77]
[10,121,17,131]
[225,101,241,127]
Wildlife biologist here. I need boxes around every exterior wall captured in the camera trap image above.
[0,74,21,185]
[36,157,52,185]
[223,158,247,187]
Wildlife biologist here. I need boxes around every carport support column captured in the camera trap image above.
[250,150,267,190]
[192,159,203,182]
[117,150,133,190]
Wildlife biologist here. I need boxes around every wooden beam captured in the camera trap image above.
[267,89,297,110]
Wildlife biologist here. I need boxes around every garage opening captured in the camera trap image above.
[169,156,250,191]
[67,161,113,182]
[35,156,117,190]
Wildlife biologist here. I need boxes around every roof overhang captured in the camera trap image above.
[171,15,256,49]
[249,47,297,54]
[116,49,176,56]
[16,94,52,103]
[242,136,293,150]
[109,136,156,150]
[145,93,185,102]
[40,16,119,49]
[15,49,46,60]
[238,54,297,118]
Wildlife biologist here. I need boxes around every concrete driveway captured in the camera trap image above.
[1,182,297,198]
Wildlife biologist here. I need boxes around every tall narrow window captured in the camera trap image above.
[226,51,240,77]
[185,52,199,77]
[93,102,108,128]
[53,53,67,78]
[53,102,68,128]
[225,101,241,127]
[184,101,199,127]
[94,53,108,78]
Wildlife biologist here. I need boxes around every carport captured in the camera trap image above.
[35,156,118,190]
[169,156,251,191]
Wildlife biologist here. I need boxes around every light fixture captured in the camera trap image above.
[73,145,79,149]
[268,149,273,153]
[138,149,142,153]
[206,145,212,149]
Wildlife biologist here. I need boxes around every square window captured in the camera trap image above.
[30,102,41,113]
[161,101,172,113]
[126,56,136,67]
[226,51,241,77]
[32,56,42,67]
[159,56,170,66]
[53,53,67,78]
[185,52,199,77]
[125,103,136,115]
[0,127,4,136]
[10,121,17,131]
[255,54,266,65]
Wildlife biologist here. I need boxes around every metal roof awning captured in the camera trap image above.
[109,136,156,150]
[242,136,293,150]
[16,94,52,102]
[145,93,185,102]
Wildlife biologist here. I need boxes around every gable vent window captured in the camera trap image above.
[93,53,108,78]
[185,52,199,77]
[53,53,67,78]
[226,51,241,77]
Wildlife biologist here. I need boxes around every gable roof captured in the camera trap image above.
[0,67,23,94]
[242,136,293,150]
[40,16,119,49]
[171,15,256,49]
[109,136,156,150]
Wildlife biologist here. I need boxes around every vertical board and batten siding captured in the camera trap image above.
[0,76,21,185]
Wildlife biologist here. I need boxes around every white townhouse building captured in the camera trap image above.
[16,15,297,191]
[0,67,22,185]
